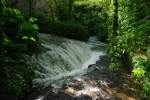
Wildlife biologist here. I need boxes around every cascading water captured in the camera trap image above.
[30,34,105,88]
[25,35,139,100]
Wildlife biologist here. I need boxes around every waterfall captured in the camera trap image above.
[30,34,105,88]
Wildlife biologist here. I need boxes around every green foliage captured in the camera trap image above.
[132,68,145,77]
[132,55,150,99]
[44,0,109,41]
[46,21,89,41]
[74,2,108,41]
[0,53,34,99]
[108,0,150,63]
[1,0,8,7]
[0,4,38,99]
[0,7,39,49]
[109,62,120,70]
[33,11,89,41]
[53,0,71,21]
[140,78,150,99]
[32,11,52,33]
[2,7,24,35]
[18,17,39,44]
[108,0,150,99]
[108,29,145,60]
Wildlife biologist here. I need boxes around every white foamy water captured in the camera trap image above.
[30,34,105,88]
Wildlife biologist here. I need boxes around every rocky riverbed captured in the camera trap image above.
[25,55,140,100]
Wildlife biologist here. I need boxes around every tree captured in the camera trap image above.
[27,0,34,16]
[112,0,118,35]
[46,0,55,22]
[0,0,2,13]
[68,0,74,20]
[0,0,3,34]
[11,0,18,7]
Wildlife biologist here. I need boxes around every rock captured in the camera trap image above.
[72,77,84,82]
[65,87,76,95]
[59,91,74,100]
[115,92,137,100]
[88,64,99,71]
[96,55,110,68]
[73,95,92,100]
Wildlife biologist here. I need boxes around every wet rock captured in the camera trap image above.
[59,91,74,100]
[115,92,137,100]
[65,87,76,95]
[96,55,110,68]
[73,95,92,100]
[88,64,99,71]
[72,77,84,82]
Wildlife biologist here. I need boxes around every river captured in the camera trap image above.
[24,34,139,100]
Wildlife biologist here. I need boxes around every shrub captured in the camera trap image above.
[2,7,25,39]
[74,3,108,42]
[32,11,52,33]
[0,3,38,100]
[47,21,89,41]
[32,11,89,41]
[17,17,39,44]
[0,53,34,100]
[1,7,39,49]
[132,56,150,99]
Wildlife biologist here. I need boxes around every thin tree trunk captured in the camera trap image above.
[68,0,74,20]
[0,0,2,13]
[53,0,58,8]
[11,0,18,7]
[46,0,55,22]
[49,5,55,22]
[53,0,61,16]
[53,0,62,14]
[0,0,3,46]
[29,0,33,17]
[112,0,118,35]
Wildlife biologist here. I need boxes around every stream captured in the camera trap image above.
[24,34,139,100]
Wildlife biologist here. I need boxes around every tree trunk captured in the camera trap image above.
[53,0,59,8]
[0,0,2,13]
[49,5,55,22]
[0,0,2,14]
[112,0,118,35]
[29,0,33,17]
[45,0,55,22]
[11,0,18,7]
[68,0,74,20]
[0,0,3,46]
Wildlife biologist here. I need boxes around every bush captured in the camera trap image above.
[2,7,25,39]
[32,11,89,41]
[1,7,39,49]
[46,21,89,41]
[74,2,108,42]
[32,11,52,33]
[17,17,39,44]
[132,56,150,99]
[0,53,34,100]
[0,3,38,100]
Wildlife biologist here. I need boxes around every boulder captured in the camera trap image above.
[88,64,99,71]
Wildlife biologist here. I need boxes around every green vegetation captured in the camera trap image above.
[107,0,150,99]
[0,0,150,99]
[32,0,108,41]
[0,0,38,99]
[1,6,39,49]
[74,0,108,41]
